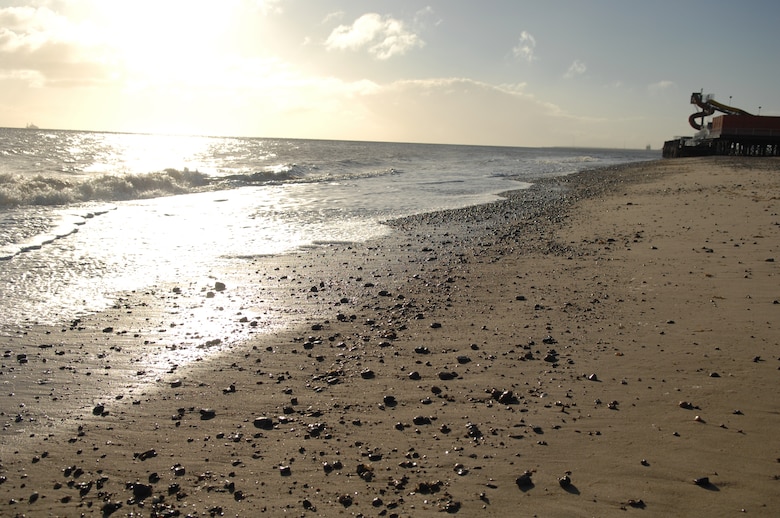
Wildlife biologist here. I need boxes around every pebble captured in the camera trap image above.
[253,416,274,429]
[413,415,432,425]
[515,471,534,488]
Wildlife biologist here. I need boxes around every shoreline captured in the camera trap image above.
[1,156,779,516]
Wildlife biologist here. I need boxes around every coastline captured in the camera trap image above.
[1,156,779,516]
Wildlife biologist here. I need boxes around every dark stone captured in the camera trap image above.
[132,483,153,500]
[253,416,274,429]
[515,471,534,489]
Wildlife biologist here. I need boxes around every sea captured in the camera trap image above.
[0,128,657,337]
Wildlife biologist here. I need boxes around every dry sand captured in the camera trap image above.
[1,157,779,517]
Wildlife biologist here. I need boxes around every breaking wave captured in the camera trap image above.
[0,163,402,208]
[0,169,211,207]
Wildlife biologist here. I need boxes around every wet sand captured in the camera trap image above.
[1,157,779,516]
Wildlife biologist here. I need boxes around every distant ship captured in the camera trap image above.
[25,123,39,129]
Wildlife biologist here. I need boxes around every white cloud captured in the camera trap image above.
[0,5,115,87]
[564,59,587,79]
[512,31,537,62]
[648,80,675,93]
[325,13,424,60]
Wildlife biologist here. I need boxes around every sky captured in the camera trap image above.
[1,0,779,149]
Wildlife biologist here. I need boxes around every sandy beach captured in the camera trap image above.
[1,156,779,517]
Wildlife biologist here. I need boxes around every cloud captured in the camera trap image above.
[0,6,116,87]
[564,60,587,79]
[512,31,537,62]
[648,80,676,93]
[251,0,284,15]
[325,13,424,60]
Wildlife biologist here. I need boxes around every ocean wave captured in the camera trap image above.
[0,162,405,207]
[216,164,402,187]
[0,168,210,207]
[218,163,308,185]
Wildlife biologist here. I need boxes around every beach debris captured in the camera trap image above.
[558,473,572,488]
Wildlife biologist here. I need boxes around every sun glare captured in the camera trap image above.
[92,1,237,84]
